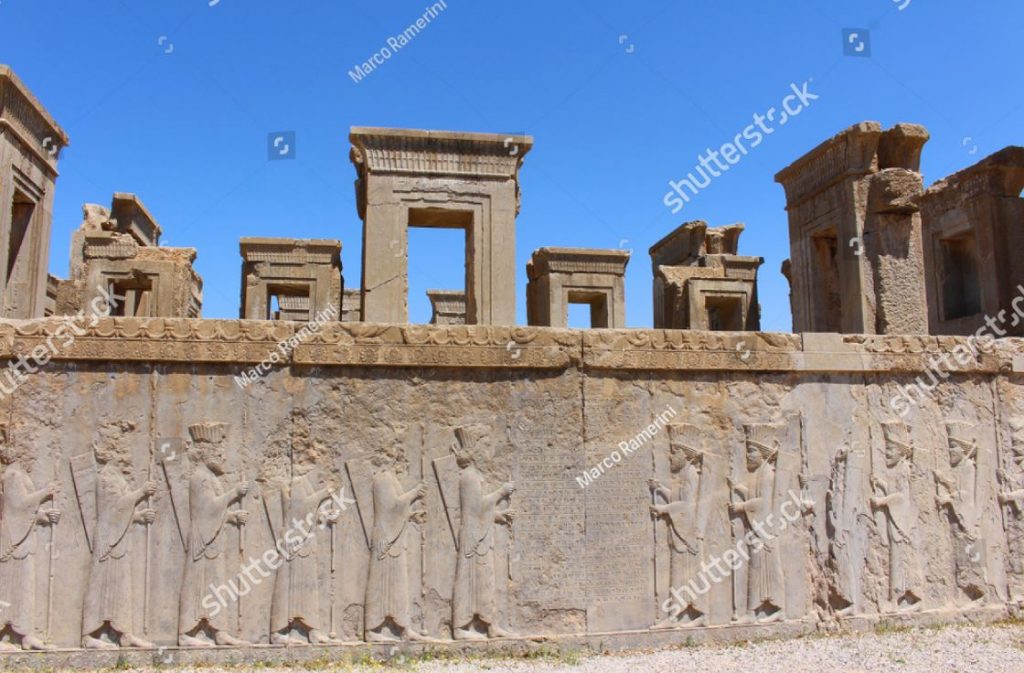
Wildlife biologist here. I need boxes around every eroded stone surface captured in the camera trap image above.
[526,248,629,328]
[0,320,1019,653]
[239,238,342,322]
[54,196,202,319]
[649,221,762,331]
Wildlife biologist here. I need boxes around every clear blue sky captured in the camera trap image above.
[3,1,1021,329]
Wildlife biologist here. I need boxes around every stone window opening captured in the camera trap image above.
[810,230,842,332]
[566,290,610,329]
[108,277,154,317]
[266,284,312,321]
[939,234,982,321]
[705,294,744,331]
[407,208,473,325]
[7,191,34,287]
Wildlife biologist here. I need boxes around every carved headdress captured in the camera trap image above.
[92,420,136,464]
[453,425,488,464]
[743,423,780,462]
[882,420,914,464]
[188,422,228,444]
[668,423,703,462]
[945,420,977,462]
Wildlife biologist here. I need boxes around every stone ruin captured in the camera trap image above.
[53,194,202,319]
[426,289,466,325]
[0,66,67,319]
[920,147,1024,336]
[776,122,931,335]
[650,221,762,330]
[0,65,1023,664]
[526,247,630,328]
[239,238,342,321]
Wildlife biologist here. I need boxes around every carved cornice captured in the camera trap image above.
[0,65,68,175]
[775,121,882,209]
[350,127,533,181]
[0,318,1017,374]
[583,330,801,371]
[920,146,1024,215]
[240,238,342,267]
[111,193,163,246]
[528,248,631,278]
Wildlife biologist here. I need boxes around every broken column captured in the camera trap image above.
[239,238,342,321]
[919,146,1024,336]
[0,65,69,318]
[55,194,203,318]
[526,247,629,328]
[649,221,763,330]
[775,122,930,334]
[349,127,532,325]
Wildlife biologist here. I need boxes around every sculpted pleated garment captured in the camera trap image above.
[745,461,783,612]
[666,472,707,614]
[270,475,321,633]
[82,466,137,635]
[365,472,411,630]
[179,468,232,633]
[883,464,923,601]
[454,468,496,627]
[0,467,40,634]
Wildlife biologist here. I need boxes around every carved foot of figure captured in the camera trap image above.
[486,625,517,639]
[21,636,56,652]
[178,634,210,648]
[734,613,756,625]
[83,635,118,650]
[366,629,398,643]
[403,629,429,642]
[651,617,679,630]
[308,630,342,645]
[453,628,487,641]
[213,632,250,647]
[121,633,154,649]
[758,610,784,624]
[271,632,306,646]
[0,641,21,652]
[896,594,923,613]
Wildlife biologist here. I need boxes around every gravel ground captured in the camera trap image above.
[100,624,1024,673]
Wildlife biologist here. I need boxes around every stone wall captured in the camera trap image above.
[1,318,1023,652]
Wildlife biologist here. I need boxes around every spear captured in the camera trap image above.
[237,483,246,633]
[46,460,59,640]
[650,446,660,619]
[143,456,154,636]
[145,368,157,636]
[329,504,337,640]
[992,391,1008,534]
